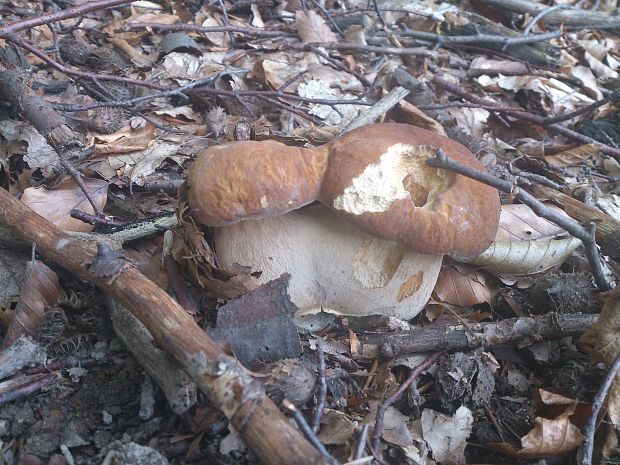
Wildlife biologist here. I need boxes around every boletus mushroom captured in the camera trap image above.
[186,123,500,320]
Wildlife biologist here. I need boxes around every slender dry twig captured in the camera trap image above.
[523,5,577,35]
[7,34,162,90]
[342,86,409,133]
[53,72,245,112]
[431,76,620,159]
[354,425,369,460]
[309,0,344,36]
[289,42,441,58]
[426,149,611,291]
[124,21,293,37]
[398,29,562,47]
[0,373,56,405]
[0,0,131,36]
[581,352,620,465]
[312,340,328,434]
[283,400,341,465]
[542,91,619,124]
[371,351,442,454]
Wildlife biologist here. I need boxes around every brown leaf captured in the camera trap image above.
[21,177,108,232]
[174,201,255,299]
[2,260,61,348]
[544,144,600,168]
[434,264,497,307]
[486,402,584,458]
[296,10,337,43]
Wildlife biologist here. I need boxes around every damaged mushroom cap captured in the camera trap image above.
[187,123,500,258]
[319,124,499,257]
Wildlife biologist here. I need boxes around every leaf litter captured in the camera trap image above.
[0,0,619,464]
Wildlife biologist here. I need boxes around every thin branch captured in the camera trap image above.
[431,76,620,160]
[53,72,245,112]
[7,34,162,90]
[0,0,132,37]
[312,340,328,434]
[398,29,562,48]
[523,5,578,35]
[342,86,409,133]
[542,91,619,124]
[124,21,293,37]
[371,352,442,455]
[283,400,341,465]
[581,351,620,465]
[288,42,442,58]
[426,148,611,291]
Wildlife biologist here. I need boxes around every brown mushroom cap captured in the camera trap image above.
[319,124,500,257]
[186,123,500,257]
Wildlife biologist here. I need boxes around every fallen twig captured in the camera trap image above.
[0,188,329,465]
[371,352,442,454]
[581,351,620,465]
[357,314,598,358]
[431,75,620,160]
[283,399,340,465]
[312,340,328,434]
[426,149,611,291]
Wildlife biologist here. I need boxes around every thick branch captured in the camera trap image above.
[0,188,328,465]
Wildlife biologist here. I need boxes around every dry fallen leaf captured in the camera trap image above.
[434,264,497,307]
[486,401,584,458]
[21,177,108,232]
[459,204,582,275]
[2,260,61,348]
[421,406,473,464]
[544,144,600,168]
[296,10,337,44]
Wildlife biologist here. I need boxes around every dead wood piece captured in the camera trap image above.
[0,336,47,380]
[474,0,620,27]
[525,183,620,245]
[357,314,598,358]
[108,298,197,415]
[0,188,329,465]
[443,12,561,67]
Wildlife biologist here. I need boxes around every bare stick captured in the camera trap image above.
[523,5,577,35]
[341,86,409,133]
[426,149,611,291]
[0,0,132,36]
[581,352,620,465]
[371,352,442,454]
[431,76,620,160]
[398,29,561,47]
[358,313,598,358]
[283,400,340,465]
[312,340,328,433]
[0,189,329,465]
[124,21,292,37]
